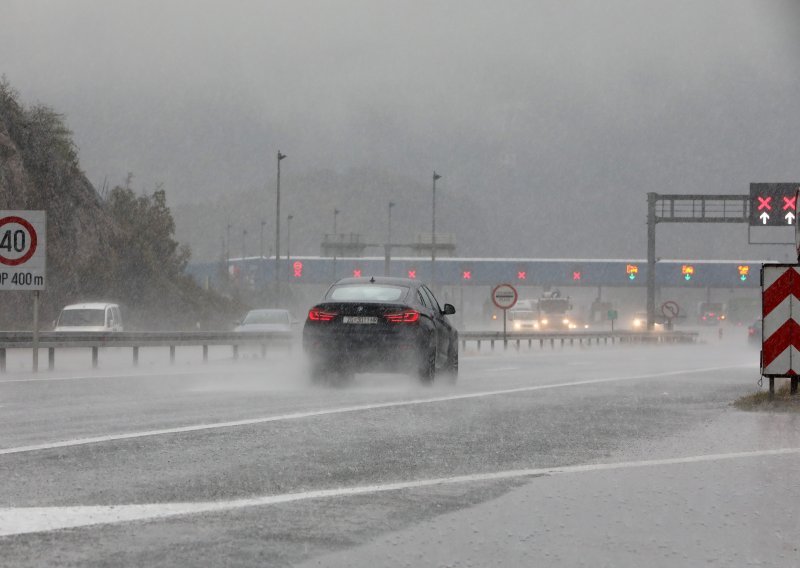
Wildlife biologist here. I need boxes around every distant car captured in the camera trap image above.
[54,303,123,332]
[631,311,664,331]
[303,277,458,384]
[235,309,293,333]
[747,319,762,345]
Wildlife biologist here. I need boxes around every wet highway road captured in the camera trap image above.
[1,335,798,566]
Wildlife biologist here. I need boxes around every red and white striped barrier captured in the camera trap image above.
[762,264,800,376]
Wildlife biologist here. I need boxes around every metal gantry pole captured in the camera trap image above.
[646,192,657,331]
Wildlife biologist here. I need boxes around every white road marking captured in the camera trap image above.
[484,366,518,372]
[0,446,796,538]
[0,365,748,456]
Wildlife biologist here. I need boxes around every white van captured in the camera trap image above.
[54,303,124,332]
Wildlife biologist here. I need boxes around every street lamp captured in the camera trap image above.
[226,222,232,266]
[260,220,266,258]
[286,214,294,259]
[385,201,395,276]
[387,201,395,245]
[332,208,340,278]
[432,171,441,284]
[274,151,286,300]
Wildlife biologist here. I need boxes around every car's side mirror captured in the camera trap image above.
[442,304,456,315]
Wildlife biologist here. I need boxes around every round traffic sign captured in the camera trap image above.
[661,301,680,319]
[491,283,518,310]
[0,215,38,266]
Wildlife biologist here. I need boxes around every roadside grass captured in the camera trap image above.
[734,380,800,412]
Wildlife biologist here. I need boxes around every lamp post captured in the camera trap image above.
[385,201,395,276]
[332,208,340,279]
[226,222,232,266]
[286,214,294,259]
[432,171,441,285]
[260,220,266,258]
[274,151,286,302]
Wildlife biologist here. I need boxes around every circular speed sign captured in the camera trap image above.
[492,283,518,310]
[0,215,38,266]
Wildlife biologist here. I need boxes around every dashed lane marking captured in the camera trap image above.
[0,446,796,537]
[0,365,748,456]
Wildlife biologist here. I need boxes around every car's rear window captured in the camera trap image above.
[59,309,105,326]
[327,285,408,302]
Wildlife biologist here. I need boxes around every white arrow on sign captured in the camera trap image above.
[760,211,770,224]
[786,211,795,224]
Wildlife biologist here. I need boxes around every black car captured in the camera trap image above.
[303,277,458,384]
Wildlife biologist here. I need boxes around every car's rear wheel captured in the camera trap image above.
[443,342,458,383]
[417,346,436,385]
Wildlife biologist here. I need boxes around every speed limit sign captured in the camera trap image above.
[0,211,46,290]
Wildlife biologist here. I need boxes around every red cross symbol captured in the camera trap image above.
[783,196,796,211]
[407,270,416,279]
[462,271,471,280]
[293,261,303,278]
[573,271,581,281]
[517,271,526,280]
[757,196,772,211]
[352,269,362,278]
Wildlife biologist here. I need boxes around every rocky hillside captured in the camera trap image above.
[0,78,237,329]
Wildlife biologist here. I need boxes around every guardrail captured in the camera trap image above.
[0,329,698,374]
[459,330,698,351]
[0,331,293,373]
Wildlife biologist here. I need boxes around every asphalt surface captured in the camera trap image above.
[1,330,798,567]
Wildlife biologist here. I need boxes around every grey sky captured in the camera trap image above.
[2,0,799,259]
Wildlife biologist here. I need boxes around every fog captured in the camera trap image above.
[2,0,799,259]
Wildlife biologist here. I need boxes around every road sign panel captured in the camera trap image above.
[491,283,518,310]
[0,211,45,290]
[660,301,680,319]
[761,264,800,377]
[750,183,800,226]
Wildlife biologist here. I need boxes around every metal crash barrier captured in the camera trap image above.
[458,330,698,352]
[0,331,293,373]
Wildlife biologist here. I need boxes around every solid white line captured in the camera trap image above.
[0,446,796,538]
[0,365,748,456]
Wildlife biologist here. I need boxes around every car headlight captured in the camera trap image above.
[533,322,540,330]
[541,318,548,325]
[568,323,577,329]
[562,318,570,325]
[633,318,642,328]
[513,321,522,330]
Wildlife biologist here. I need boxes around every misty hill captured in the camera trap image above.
[0,78,236,329]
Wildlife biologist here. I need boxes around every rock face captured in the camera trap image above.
[0,88,116,327]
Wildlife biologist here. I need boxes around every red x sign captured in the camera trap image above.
[407,270,416,279]
[783,196,797,211]
[352,269,362,278]
[758,196,772,211]
[517,271,526,280]
[462,271,471,280]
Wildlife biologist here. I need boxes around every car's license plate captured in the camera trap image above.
[343,316,378,324]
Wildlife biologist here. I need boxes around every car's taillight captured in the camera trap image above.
[308,308,337,322]
[385,309,420,323]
